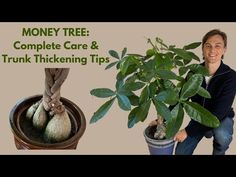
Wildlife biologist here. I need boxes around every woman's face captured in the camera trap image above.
[203,34,227,64]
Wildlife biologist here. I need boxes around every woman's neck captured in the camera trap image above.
[205,61,221,76]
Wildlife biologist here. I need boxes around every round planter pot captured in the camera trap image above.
[144,126,175,155]
[9,95,86,149]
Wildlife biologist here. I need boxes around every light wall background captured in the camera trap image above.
[0,23,235,155]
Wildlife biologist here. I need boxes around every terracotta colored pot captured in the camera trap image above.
[9,95,86,149]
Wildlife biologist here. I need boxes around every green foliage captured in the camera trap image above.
[90,37,220,139]
[90,88,115,98]
[90,98,116,124]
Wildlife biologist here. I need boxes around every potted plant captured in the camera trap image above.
[89,37,220,155]
[9,68,86,149]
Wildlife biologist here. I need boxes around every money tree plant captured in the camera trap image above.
[90,37,220,139]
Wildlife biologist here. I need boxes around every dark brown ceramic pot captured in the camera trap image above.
[9,95,86,149]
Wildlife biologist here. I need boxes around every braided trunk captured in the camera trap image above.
[154,114,166,140]
[26,68,71,143]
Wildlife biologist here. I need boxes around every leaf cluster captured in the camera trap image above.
[90,38,219,139]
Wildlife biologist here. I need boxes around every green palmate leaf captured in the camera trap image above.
[129,55,142,66]
[120,56,139,76]
[153,99,172,121]
[116,62,121,69]
[183,58,192,65]
[183,101,220,128]
[187,64,209,76]
[128,100,151,128]
[146,49,155,58]
[127,94,139,106]
[180,74,203,101]
[109,50,120,60]
[128,107,139,128]
[166,103,184,139]
[126,74,138,83]
[124,81,145,91]
[136,100,151,122]
[175,60,184,66]
[137,72,148,82]
[116,71,124,81]
[165,52,175,59]
[90,88,116,98]
[105,61,119,70]
[187,51,200,62]
[90,98,116,124]
[144,59,156,70]
[139,86,150,104]
[155,88,178,105]
[120,57,138,76]
[121,47,127,59]
[154,52,162,62]
[156,79,164,89]
[179,66,188,76]
[155,54,173,70]
[125,64,138,76]
[197,87,211,98]
[116,79,124,90]
[176,79,186,89]
[163,80,175,89]
[183,42,201,50]
[185,72,193,80]
[171,48,192,60]
[117,84,134,96]
[120,59,130,75]
[156,70,183,81]
[118,89,133,96]
[163,80,180,95]
[163,53,173,60]
[174,55,182,60]
[138,70,156,82]
[149,81,158,98]
[117,94,131,111]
